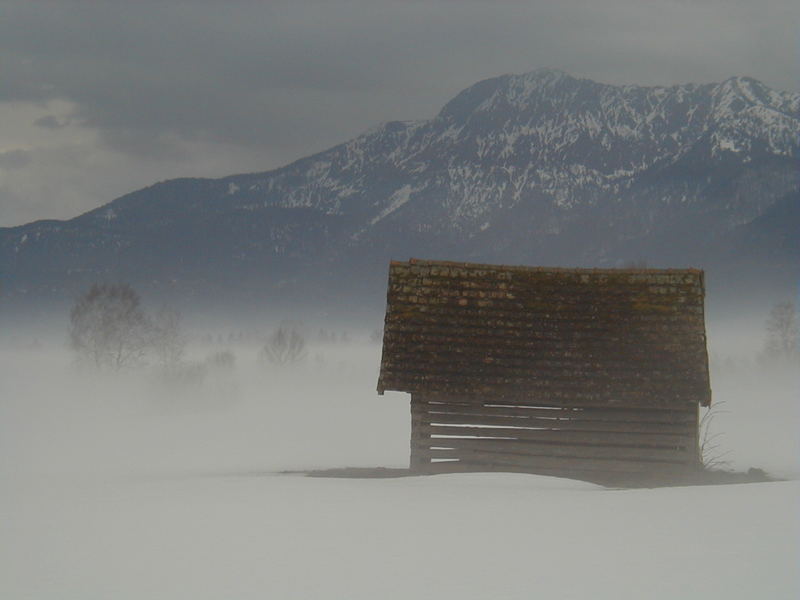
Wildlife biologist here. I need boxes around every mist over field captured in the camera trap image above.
[1,303,798,599]
[2,305,797,483]
[0,322,403,481]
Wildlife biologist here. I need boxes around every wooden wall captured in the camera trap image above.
[410,393,700,483]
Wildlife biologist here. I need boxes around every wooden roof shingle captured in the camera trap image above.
[377,259,711,408]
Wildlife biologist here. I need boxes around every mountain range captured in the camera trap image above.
[1,69,798,316]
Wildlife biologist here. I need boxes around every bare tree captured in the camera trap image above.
[763,300,799,362]
[69,283,152,370]
[261,326,307,365]
[206,349,236,370]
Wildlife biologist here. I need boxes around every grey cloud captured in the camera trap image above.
[0,0,797,225]
[34,115,70,130]
[0,149,33,169]
[5,1,795,147]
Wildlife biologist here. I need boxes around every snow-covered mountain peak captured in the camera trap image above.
[179,71,799,222]
[711,76,799,116]
[705,77,800,158]
[511,68,575,89]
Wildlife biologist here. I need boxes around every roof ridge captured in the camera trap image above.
[400,258,703,275]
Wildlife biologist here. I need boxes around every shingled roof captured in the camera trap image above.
[378,259,711,408]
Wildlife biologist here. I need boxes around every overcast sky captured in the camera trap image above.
[1,0,797,227]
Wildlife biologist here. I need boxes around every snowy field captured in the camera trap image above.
[1,324,798,599]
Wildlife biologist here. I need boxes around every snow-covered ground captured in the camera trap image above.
[1,331,798,599]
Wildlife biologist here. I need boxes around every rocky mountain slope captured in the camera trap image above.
[1,69,798,312]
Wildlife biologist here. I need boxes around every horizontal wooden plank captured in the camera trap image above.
[414,395,697,413]
[420,402,697,423]
[394,386,703,409]
[423,425,692,448]
[419,438,693,462]
[421,411,695,434]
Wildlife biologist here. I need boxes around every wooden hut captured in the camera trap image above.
[377,259,711,483]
